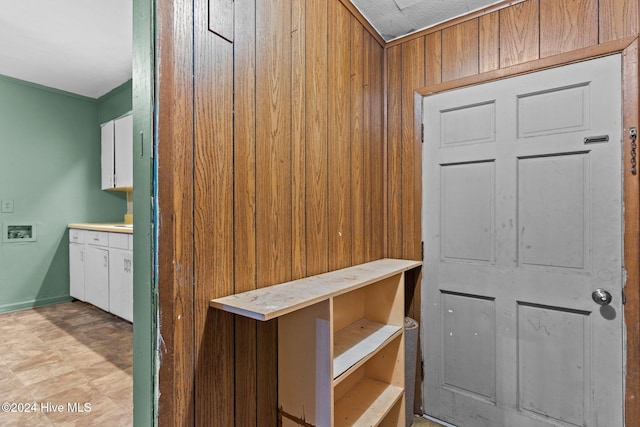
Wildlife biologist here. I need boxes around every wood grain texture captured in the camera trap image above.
[156,0,195,424]
[256,0,292,288]
[441,19,479,81]
[401,38,425,261]
[386,45,403,259]
[622,39,640,427]
[479,12,500,73]
[194,2,235,421]
[208,0,234,42]
[539,0,597,57]
[233,0,257,424]
[328,0,353,271]
[305,0,329,276]
[291,0,307,280]
[255,1,293,424]
[425,32,442,87]
[363,32,373,262]
[600,0,639,43]
[370,40,385,261]
[499,0,540,68]
[351,18,365,265]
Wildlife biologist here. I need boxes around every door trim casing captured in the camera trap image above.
[415,36,640,427]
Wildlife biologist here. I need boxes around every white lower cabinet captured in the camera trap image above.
[69,228,133,322]
[85,245,110,311]
[108,248,133,322]
[69,243,85,301]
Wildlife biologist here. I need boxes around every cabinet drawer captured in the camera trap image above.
[69,229,85,244]
[85,231,109,247]
[109,232,129,249]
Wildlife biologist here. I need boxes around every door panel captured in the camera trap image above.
[517,303,591,426]
[441,162,495,263]
[518,153,589,270]
[422,55,623,427]
[441,292,496,402]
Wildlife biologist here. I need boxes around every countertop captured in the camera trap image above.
[68,223,133,234]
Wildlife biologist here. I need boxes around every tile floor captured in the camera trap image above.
[0,301,132,426]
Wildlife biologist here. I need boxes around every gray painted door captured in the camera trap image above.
[421,55,624,427]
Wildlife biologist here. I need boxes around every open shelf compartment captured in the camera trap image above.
[334,334,405,426]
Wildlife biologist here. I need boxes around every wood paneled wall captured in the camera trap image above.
[386,0,639,419]
[386,0,638,298]
[157,0,385,425]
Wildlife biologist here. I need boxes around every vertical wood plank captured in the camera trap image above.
[256,0,292,287]
[387,45,403,259]
[305,0,329,276]
[371,40,385,261]
[156,0,195,424]
[363,32,373,262]
[328,0,352,271]
[401,37,425,261]
[351,18,365,265]
[479,12,500,73]
[425,31,442,86]
[600,0,639,43]
[194,0,235,423]
[233,0,256,300]
[291,0,307,280]
[539,0,597,57]
[500,0,540,68]
[255,1,292,423]
[441,19,480,81]
[623,40,640,427]
[208,0,234,42]
[233,0,257,424]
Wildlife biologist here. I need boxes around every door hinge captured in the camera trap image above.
[421,123,424,143]
[421,241,424,260]
[622,288,626,305]
[421,359,425,380]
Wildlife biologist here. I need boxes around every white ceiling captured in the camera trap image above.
[0,0,132,99]
[353,0,503,41]
[0,0,500,99]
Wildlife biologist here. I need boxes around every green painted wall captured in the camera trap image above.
[98,80,133,124]
[0,76,127,313]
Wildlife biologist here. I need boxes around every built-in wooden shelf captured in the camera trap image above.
[210,258,422,427]
[334,378,404,427]
[334,320,402,381]
[210,258,421,320]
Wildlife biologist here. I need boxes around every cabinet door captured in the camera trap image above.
[109,248,133,322]
[101,121,115,190]
[85,246,110,311]
[69,243,85,301]
[114,114,133,189]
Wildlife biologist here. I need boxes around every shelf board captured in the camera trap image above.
[210,258,421,321]
[334,377,403,427]
[333,320,402,381]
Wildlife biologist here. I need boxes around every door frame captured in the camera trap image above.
[415,36,640,427]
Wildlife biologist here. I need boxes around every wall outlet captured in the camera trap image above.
[1,200,14,213]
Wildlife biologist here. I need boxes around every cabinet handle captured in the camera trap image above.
[139,131,144,157]
[104,254,108,268]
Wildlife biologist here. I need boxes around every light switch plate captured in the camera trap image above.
[1,200,14,213]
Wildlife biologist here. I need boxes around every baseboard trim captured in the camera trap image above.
[0,295,73,315]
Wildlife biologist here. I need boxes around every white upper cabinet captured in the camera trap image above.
[101,113,133,190]
[101,120,115,190]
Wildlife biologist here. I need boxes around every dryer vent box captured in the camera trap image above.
[3,224,36,242]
